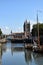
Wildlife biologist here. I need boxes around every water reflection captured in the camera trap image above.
[24,49,32,65]
[11,43,25,56]
[33,53,43,65]
[0,43,43,65]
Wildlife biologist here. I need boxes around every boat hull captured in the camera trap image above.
[33,46,43,53]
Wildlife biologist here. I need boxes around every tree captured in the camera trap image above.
[0,29,2,36]
[31,23,43,36]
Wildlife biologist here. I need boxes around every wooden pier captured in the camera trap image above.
[10,38,33,43]
[0,38,7,43]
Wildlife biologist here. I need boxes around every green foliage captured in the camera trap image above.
[0,29,2,35]
[31,23,43,36]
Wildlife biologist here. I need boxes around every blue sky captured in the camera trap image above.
[0,0,43,34]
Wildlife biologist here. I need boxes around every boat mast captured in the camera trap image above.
[37,12,40,47]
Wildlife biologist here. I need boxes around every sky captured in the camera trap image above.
[0,0,43,34]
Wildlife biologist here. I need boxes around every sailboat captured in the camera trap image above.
[33,12,43,53]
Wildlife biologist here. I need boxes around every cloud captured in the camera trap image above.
[5,26,9,30]
[1,26,11,34]
[0,20,43,34]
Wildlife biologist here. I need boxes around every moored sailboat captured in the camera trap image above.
[33,12,43,53]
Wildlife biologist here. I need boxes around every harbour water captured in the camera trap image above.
[0,42,43,65]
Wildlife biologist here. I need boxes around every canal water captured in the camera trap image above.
[0,42,43,65]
